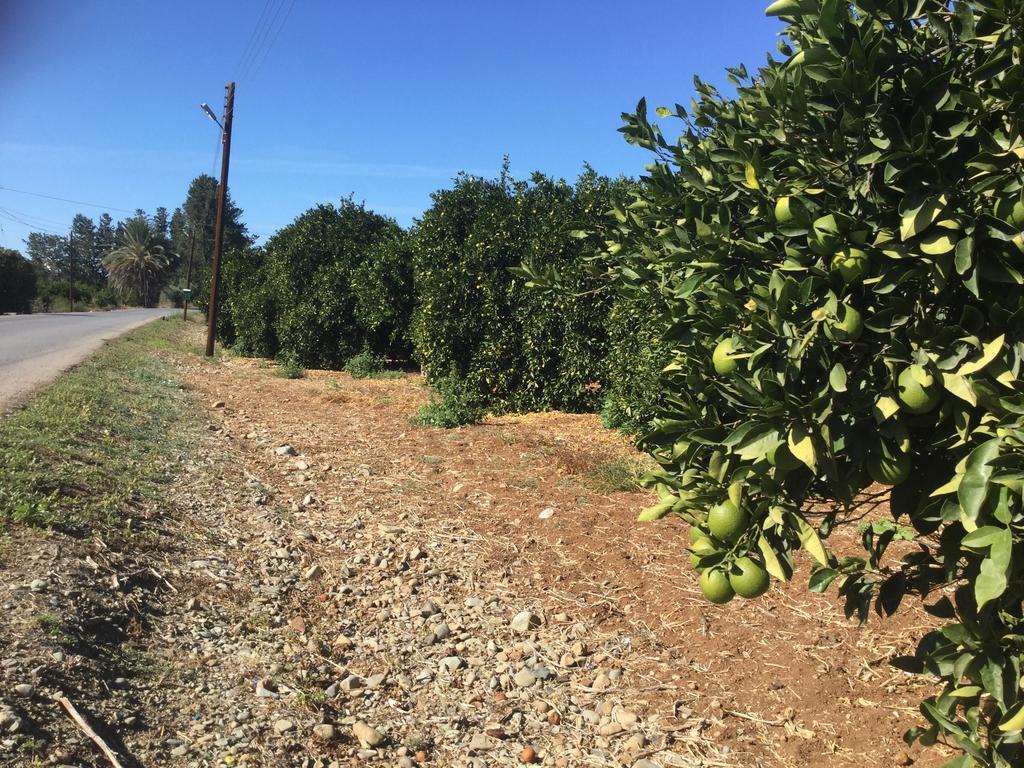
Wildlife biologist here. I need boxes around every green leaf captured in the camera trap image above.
[976,552,1009,609]
[958,334,1004,376]
[743,163,760,190]
[808,567,839,592]
[942,373,977,406]
[764,0,802,16]
[795,515,829,566]
[758,535,790,581]
[829,363,847,392]
[920,231,957,255]
[961,526,1005,549]
[958,439,1001,521]
[787,424,817,471]
[873,396,900,422]
[900,194,948,242]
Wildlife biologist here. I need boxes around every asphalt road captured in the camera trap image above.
[0,308,171,411]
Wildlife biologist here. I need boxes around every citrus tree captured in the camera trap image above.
[412,166,633,419]
[599,1,1024,764]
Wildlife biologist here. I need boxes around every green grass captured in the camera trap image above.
[0,318,199,535]
[586,457,646,493]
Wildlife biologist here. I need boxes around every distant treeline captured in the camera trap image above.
[0,174,250,313]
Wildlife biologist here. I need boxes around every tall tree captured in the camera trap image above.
[69,214,99,285]
[25,232,68,276]
[152,206,170,241]
[0,248,37,313]
[103,219,171,307]
[172,174,252,306]
[93,212,115,282]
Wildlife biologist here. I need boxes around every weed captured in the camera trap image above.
[344,350,403,380]
[276,353,305,379]
[413,375,485,428]
[587,458,645,493]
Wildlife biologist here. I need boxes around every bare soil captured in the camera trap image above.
[188,355,952,768]
[0,331,957,768]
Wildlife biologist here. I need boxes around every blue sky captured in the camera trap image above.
[0,1,781,249]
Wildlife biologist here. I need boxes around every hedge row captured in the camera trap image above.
[220,169,666,425]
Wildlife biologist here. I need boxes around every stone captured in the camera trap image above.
[591,673,610,690]
[468,733,491,753]
[538,507,555,519]
[303,564,323,580]
[274,719,295,734]
[520,746,539,764]
[340,674,363,690]
[441,656,464,673]
[614,709,638,727]
[432,622,451,641]
[29,579,46,592]
[352,721,384,747]
[13,683,33,697]
[365,673,386,690]
[275,445,297,456]
[419,600,440,618]
[312,724,337,742]
[513,669,536,688]
[212,400,226,408]
[510,610,540,634]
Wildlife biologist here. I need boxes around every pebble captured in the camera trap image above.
[441,656,464,673]
[510,610,540,634]
[303,564,323,580]
[352,721,384,747]
[513,669,536,688]
[340,674,363,690]
[312,724,337,742]
[13,683,33,697]
[273,719,295,734]
[275,445,297,456]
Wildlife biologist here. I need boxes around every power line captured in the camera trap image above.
[237,0,282,79]
[248,0,297,80]
[0,185,134,214]
[236,0,276,79]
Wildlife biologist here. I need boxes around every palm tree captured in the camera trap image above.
[103,218,171,306]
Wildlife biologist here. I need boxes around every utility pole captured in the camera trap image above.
[205,81,235,357]
[67,227,74,312]
[183,225,196,322]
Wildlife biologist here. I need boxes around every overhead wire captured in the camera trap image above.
[238,0,286,81]
[235,0,276,80]
[0,185,135,214]
[248,0,297,80]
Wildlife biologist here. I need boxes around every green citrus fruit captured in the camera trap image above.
[700,568,735,604]
[831,248,869,284]
[867,451,911,486]
[897,365,942,415]
[767,442,802,471]
[824,305,863,342]
[689,530,717,568]
[707,500,749,543]
[775,196,796,223]
[712,338,739,375]
[729,557,770,598]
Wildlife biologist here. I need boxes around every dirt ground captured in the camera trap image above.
[0,331,958,768]
[186,354,952,768]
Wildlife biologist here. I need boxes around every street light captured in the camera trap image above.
[200,103,222,129]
